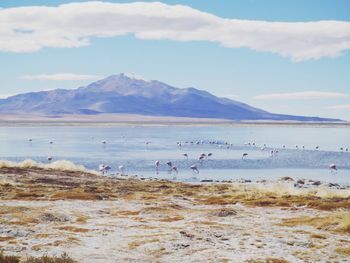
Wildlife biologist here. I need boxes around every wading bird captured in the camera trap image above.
[242,153,248,159]
[118,165,125,174]
[329,163,337,174]
[155,160,160,174]
[166,161,172,168]
[99,164,111,175]
[172,166,178,175]
[190,165,199,174]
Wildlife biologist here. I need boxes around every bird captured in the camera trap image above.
[155,160,160,174]
[183,153,188,159]
[315,146,320,150]
[118,165,125,174]
[49,141,53,145]
[329,163,337,174]
[207,153,213,158]
[28,138,33,142]
[172,166,178,174]
[190,165,199,174]
[99,164,111,175]
[242,153,248,159]
[99,164,106,174]
[47,156,53,162]
[270,149,278,157]
[166,161,172,168]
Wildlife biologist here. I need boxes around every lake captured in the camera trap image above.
[0,124,349,184]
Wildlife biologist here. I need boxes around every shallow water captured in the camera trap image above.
[0,125,349,183]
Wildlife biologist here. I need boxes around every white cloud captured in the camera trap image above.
[254,91,350,100]
[327,104,350,110]
[20,73,103,81]
[1,2,350,61]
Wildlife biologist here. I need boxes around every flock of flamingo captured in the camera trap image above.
[26,136,348,177]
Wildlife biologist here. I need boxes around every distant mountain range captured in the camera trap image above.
[0,74,341,122]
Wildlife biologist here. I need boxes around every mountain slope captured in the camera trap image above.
[0,74,340,122]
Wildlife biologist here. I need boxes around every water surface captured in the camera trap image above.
[0,125,349,183]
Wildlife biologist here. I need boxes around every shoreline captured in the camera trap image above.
[0,113,349,127]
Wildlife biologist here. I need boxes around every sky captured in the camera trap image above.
[1,0,350,120]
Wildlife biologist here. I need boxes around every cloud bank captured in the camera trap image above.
[254,91,350,100]
[327,104,350,110]
[21,73,102,81]
[1,2,350,61]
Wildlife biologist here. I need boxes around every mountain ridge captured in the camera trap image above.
[0,74,341,122]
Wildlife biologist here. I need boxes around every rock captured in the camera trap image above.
[297,179,305,184]
[200,179,213,182]
[213,208,237,217]
[179,231,194,239]
[309,180,321,186]
[239,179,251,183]
[256,179,267,183]
[327,182,340,188]
[279,176,294,182]
[39,212,70,222]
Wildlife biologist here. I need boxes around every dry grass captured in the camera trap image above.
[309,233,327,239]
[0,237,15,242]
[157,215,184,222]
[0,209,39,226]
[50,189,101,200]
[0,252,19,263]
[56,226,89,233]
[0,159,96,175]
[335,246,350,256]
[280,209,350,233]
[0,253,76,263]
[245,258,289,263]
[1,165,350,212]
[128,238,159,249]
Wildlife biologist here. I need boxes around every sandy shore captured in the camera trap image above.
[0,164,350,262]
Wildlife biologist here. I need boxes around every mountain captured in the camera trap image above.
[0,74,340,122]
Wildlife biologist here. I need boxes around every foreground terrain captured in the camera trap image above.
[0,161,349,262]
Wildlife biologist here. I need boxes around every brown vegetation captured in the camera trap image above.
[0,253,76,263]
[280,209,350,233]
[1,166,349,212]
[56,226,89,233]
[1,165,350,262]
[245,258,289,263]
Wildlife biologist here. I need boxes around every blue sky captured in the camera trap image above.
[1,0,350,120]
